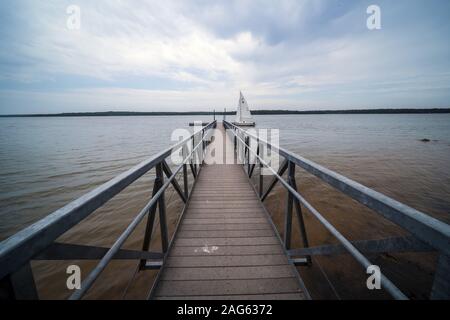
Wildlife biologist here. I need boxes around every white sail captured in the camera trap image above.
[235,92,255,125]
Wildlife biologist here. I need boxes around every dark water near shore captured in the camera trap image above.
[0,114,449,299]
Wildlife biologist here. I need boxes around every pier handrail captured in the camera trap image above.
[224,120,450,300]
[0,120,217,299]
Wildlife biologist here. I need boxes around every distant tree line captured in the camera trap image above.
[1,108,449,117]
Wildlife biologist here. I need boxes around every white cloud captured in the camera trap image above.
[0,0,449,113]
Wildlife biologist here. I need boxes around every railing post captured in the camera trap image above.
[183,145,189,199]
[243,135,246,167]
[242,133,246,166]
[198,130,203,166]
[238,131,241,165]
[284,161,295,250]
[192,136,197,176]
[289,165,312,265]
[156,164,169,253]
[189,136,197,180]
[236,131,240,163]
[0,262,39,300]
[246,136,250,175]
[430,253,450,299]
[249,141,259,178]
[140,177,162,269]
[202,129,206,163]
[240,132,244,165]
[259,142,264,198]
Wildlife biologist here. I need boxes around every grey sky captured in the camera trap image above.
[0,0,449,114]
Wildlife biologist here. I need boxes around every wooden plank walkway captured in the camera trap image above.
[151,124,307,300]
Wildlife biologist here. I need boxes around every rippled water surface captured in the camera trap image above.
[0,115,212,239]
[254,114,450,222]
[0,114,449,299]
[1,114,450,238]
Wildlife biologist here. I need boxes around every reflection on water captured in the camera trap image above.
[0,114,449,299]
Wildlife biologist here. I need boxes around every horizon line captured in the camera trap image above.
[1,108,450,117]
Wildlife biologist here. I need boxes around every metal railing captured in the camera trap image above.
[223,120,450,300]
[0,120,217,300]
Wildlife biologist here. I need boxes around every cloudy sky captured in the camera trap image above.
[0,0,449,114]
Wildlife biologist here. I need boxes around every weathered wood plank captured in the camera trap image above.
[182,218,268,225]
[180,223,271,231]
[161,265,296,280]
[189,196,258,201]
[169,245,284,257]
[185,213,263,219]
[177,229,274,239]
[156,293,305,300]
[185,208,268,214]
[166,255,288,267]
[189,198,261,201]
[154,278,303,297]
[194,182,252,185]
[188,204,263,209]
[191,194,257,197]
[174,237,279,246]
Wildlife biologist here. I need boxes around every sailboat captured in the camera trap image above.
[233,92,256,127]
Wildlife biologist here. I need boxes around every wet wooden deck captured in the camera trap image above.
[151,124,307,300]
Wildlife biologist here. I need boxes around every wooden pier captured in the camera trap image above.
[152,165,306,299]
[151,125,306,299]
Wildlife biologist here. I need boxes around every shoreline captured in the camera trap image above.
[1,108,450,118]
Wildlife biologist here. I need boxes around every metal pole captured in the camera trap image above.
[192,136,197,176]
[294,206,311,264]
[156,164,168,253]
[430,253,450,299]
[284,161,294,249]
[249,143,259,178]
[183,145,189,199]
[289,165,311,265]
[140,178,161,269]
[201,129,205,165]
[259,143,264,198]
[0,262,39,300]
[246,136,250,174]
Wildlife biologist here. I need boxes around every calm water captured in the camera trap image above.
[0,114,449,299]
[256,114,450,222]
[0,115,212,239]
[1,114,449,239]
